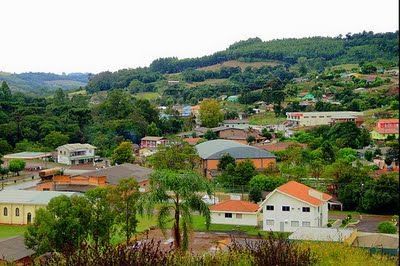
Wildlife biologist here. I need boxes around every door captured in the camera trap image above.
[280,222,284,231]
[27,213,32,224]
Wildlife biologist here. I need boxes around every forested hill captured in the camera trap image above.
[149,32,399,73]
[0,72,90,95]
[86,31,398,95]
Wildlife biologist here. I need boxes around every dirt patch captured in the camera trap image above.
[135,229,260,254]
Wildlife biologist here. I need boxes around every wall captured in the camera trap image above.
[0,203,43,225]
[262,191,327,232]
[211,211,259,226]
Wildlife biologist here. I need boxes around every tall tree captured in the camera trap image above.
[141,170,212,250]
[25,195,91,255]
[8,159,26,176]
[85,187,115,250]
[109,178,140,245]
[148,142,199,171]
[0,81,12,101]
[199,99,223,128]
[111,141,134,165]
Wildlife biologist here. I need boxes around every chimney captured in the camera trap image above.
[308,189,323,200]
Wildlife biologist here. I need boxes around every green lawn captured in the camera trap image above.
[249,112,286,125]
[0,225,27,239]
[191,215,288,238]
[133,92,160,100]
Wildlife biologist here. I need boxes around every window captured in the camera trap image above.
[302,207,310,212]
[265,219,274,226]
[236,214,242,219]
[282,206,290,212]
[225,213,232,218]
[302,221,311,227]
[266,205,274,211]
[15,208,20,217]
[3,207,8,216]
[291,221,299,227]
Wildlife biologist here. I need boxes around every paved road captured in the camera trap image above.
[1,179,40,190]
[330,213,393,233]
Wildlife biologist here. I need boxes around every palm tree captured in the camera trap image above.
[141,170,212,250]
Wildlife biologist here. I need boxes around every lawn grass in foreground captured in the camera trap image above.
[0,225,27,239]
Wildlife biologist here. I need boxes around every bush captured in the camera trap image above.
[327,223,332,228]
[377,221,397,234]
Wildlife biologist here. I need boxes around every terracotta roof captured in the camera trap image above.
[210,200,260,213]
[255,142,307,152]
[183,137,203,145]
[276,181,332,206]
[377,119,399,124]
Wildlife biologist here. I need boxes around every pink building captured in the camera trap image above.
[140,136,168,149]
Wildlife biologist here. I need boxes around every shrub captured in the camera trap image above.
[327,223,332,228]
[377,221,397,234]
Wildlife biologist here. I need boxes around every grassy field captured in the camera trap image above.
[249,112,286,125]
[303,241,397,265]
[186,78,229,88]
[0,225,27,239]
[329,63,359,71]
[197,60,281,71]
[133,92,160,100]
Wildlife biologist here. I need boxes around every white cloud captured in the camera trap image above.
[0,0,398,73]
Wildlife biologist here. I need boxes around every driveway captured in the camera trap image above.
[329,213,394,233]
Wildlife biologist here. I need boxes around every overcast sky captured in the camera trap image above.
[0,0,398,74]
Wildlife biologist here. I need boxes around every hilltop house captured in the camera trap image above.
[261,181,332,232]
[140,136,169,149]
[195,139,276,177]
[56,143,96,165]
[210,200,262,226]
[371,119,399,140]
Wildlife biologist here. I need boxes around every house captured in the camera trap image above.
[36,175,106,192]
[80,163,153,192]
[196,139,276,177]
[370,119,399,140]
[56,143,97,165]
[0,191,76,225]
[181,105,192,117]
[261,181,332,232]
[3,151,52,161]
[210,200,262,226]
[140,136,168,149]
[0,236,35,265]
[36,163,152,192]
[286,111,363,127]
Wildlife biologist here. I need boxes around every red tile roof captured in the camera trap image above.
[210,200,260,213]
[377,119,399,124]
[276,181,332,206]
[183,137,203,145]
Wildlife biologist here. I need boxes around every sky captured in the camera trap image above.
[0,0,398,74]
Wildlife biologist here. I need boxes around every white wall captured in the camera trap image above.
[262,191,328,232]
[211,211,259,226]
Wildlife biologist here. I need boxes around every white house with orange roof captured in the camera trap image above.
[261,181,332,232]
[210,200,262,226]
